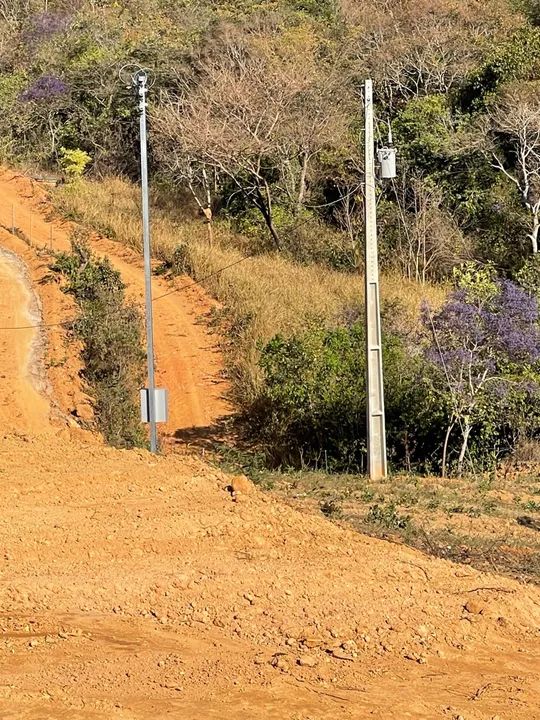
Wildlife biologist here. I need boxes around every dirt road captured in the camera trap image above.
[0,168,231,444]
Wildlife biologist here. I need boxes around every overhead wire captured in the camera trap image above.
[0,320,71,331]
[151,250,257,302]
[0,182,366,330]
[0,159,365,331]
[0,245,258,330]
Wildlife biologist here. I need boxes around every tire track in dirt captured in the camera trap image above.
[0,168,232,446]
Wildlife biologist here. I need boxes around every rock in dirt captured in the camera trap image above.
[297,655,318,667]
[464,599,485,615]
[271,655,290,673]
[226,475,253,501]
[330,648,356,661]
[74,402,93,422]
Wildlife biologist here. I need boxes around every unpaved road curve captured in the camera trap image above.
[0,246,51,435]
[0,168,231,444]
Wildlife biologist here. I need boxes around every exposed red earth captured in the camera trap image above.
[0,170,538,719]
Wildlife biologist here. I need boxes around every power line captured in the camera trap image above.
[152,250,256,302]
[0,249,257,331]
[0,320,71,331]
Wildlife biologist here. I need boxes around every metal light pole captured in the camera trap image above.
[364,79,388,480]
[135,70,158,453]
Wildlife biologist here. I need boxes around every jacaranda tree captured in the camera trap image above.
[423,265,540,476]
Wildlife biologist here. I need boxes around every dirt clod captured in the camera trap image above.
[464,600,485,615]
[297,655,318,667]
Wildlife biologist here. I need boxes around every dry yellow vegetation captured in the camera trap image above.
[55,177,447,399]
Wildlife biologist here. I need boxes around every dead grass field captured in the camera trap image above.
[254,461,540,585]
[54,177,447,401]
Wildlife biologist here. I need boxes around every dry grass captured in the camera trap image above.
[262,464,540,585]
[54,176,447,402]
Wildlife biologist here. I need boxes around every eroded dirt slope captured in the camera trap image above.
[0,245,51,435]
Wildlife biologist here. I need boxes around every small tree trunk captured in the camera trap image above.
[457,422,472,477]
[202,207,214,246]
[201,165,213,246]
[255,183,281,250]
[441,419,455,478]
[530,218,539,254]
[296,150,309,214]
[266,215,282,250]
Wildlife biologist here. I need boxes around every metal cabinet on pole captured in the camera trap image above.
[135,70,159,453]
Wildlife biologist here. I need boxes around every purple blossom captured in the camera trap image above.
[25,12,69,42]
[425,280,540,370]
[423,278,540,416]
[423,277,540,474]
[19,75,69,103]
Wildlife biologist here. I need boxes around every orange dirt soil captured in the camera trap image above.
[0,245,51,436]
[0,170,539,719]
[0,167,231,446]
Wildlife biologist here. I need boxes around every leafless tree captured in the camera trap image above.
[490,83,540,254]
[364,16,476,106]
[344,0,517,107]
[0,0,32,29]
[153,38,353,249]
[388,174,471,282]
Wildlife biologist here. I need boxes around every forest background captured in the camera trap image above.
[4,0,540,478]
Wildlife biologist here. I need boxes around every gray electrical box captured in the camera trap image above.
[377,147,397,179]
[140,388,169,423]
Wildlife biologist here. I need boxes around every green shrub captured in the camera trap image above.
[59,147,92,177]
[365,502,412,531]
[252,321,367,471]
[459,27,540,111]
[251,313,442,472]
[516,253,540,303]
[51,234,146,448]
[232,204,355,270]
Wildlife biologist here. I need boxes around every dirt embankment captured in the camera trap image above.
[0,242,53,435]
[0,167,231,445]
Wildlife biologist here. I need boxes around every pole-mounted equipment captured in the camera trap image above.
[364,80,396,480]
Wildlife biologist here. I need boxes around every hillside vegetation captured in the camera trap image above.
[4,0,540,473]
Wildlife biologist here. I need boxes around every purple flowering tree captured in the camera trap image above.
[423,275,540,476]
[19,75,68,103]
[17,75,70,156]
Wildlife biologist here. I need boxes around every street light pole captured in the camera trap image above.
[364,79,388,480]
[135,70,158,453]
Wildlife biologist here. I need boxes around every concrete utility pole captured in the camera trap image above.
[364,79,388,480]
[135,69,158,453]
